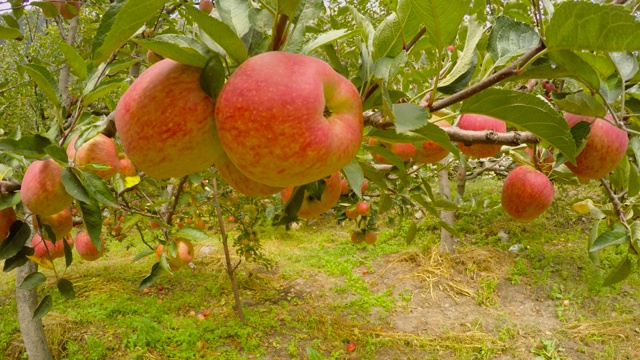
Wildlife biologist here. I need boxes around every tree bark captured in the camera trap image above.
[15,262,53,360]
[438,161,456,253]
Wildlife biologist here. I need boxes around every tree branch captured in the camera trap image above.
[0,180,20,194]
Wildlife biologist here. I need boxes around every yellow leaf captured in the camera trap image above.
[572,199,592,214]
[124,175,141,189]
[27,256,54,270]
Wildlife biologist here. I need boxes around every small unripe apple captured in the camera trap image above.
[501,165,554,221]
[0,207,17,240]
[66,133,120,180]
[355,201,370,216]
[457,114,506,158]
[75,230,105,261]
[33,207,73,241]
[446,45,455,52]
[21,159,73,216]
[198,0,213,13]
[413,120,451,164]
[280,172,342,219]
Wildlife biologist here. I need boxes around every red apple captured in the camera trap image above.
[346,342,357,352]
[340,179,350,195]
[150,220,161,229]
[33,207,72,241]
[59,1,81,20]
[368,138,416,164]
[446,45,455,52]
[501,165,554,221]
[118,154,137,177]
[355,201,370,216]
[214,151,282,197]
[525,147,554,174]
[563,113,628,182]
[21,159,74,216]
[280,171,342,219]
[364,230,377,244]
[457,114,506,158]
[351,230,363,244]
[169,238,195,270]
[345,207,358,219]
[413,120,451,164]
[75,231,105,261]
[215,52,363,188]
[115,59,225,179]
[31,234,73,260]
[67,133,120,180]
[199,0,213,12]
[0,207,17,240]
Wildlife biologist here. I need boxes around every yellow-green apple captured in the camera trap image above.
[33,207,72,241]
[215,52,363,188]
[75,230,105,261]
[280,171,342,219]
[21,159,73,216]
[115,59,224,179]
[199,0,213,12]
[67,133,120,179]
[563,113,628,182]
[413,120,451,164]
[501,165,554,221]
[0,207,17,240]
[118,154,137,177]
[457,114,506,158]
[368,138,416,164]
[525,147,554,174]
[146,50,164,65]
[30,234,74,260]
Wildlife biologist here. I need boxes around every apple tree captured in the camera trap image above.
[0,0,640,357]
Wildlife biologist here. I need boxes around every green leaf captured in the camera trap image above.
[373,51,408,84]
[81,172,118,207]
[131,249,155,264]
[413,122,458,155]
[44,145,69,165]
[78,200,102,251]
[284,0,324,53]
[588,219,601,264]
[372,13,403,60]
[358,160,388,190]
[548,51,601,91]
[378,192,393,214]
[409,0,471,51]
[630,221,640,255]
[546,2,640,52]
[2,13,19,29]
[58,41,87,81]
[0,25,21,40]
[174,226,212,242]
[364,144,406,173]
[57,279,75,300]
[380,85,396,124]
[553,93,606,118]
[590,229,629,252]
[0,221,31,260]
[393,103,429,134]
[3,247,32,272]
[82,78,125,106]
[487,16,540,65]
[139,262,162,290]
[63,236,73,268]
[397,0,422,47]
[438,52,477,95]
[91,0,168,64]
[22,64,60,106]
[0,193,21,211]
[342,159,364,199]
[569,121,591,155]
[200,55,226,100]
[347,5,375,50]
[61,168,94,204]
[460,88,577,163]
[32,294,52,321]
[434,199,457,211]
[185,6,248,64]
[439,18,483,89]
[277,0,301,17]
[610,52,639,81]
[628,164,639,198]
[18,272,46,290]
[0,135,52,157]
[600,74,623,104]
[405,221,417,245]
[301,29,361,55]
[217,0,252,38]
[602,255,632,287]
[134,35,212,68]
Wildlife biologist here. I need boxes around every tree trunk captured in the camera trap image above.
[15,261,53,360]
[438,162,456,253]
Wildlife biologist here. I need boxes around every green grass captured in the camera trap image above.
[2,176,640,359]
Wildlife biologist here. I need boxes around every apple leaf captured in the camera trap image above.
[277,0,301,17]
[29,2,59,18]
[378,192,393,214]
[0,193,21,211]
[0,221,31,260]
[405,221,417,245]
[363,144,406,175]
[553,93,606,118]
[217,0,252,39]
[275,187,305,226]
[358,159,388,190]
[139,262,162,291]
[91,0,167,64]
[413,122,458,155]
[0,25,20,40]
[61,168,94,205]
[630,221,640,255]
[284,0,324,53]
[63,238,73,268]
[81,172,118,207]
[32,294,52,321]
[78,200,102,251]
[185,6,248,64]
[58,41,87,81]
[460,88,577,163]
[301,29,361,55]
[158,253,173,274]
[131,249,155,264]
[602,255,632,287]
[82,78,126,107]
[3,247,32,272]
[174,227,213,242]
[373,51,408,85]
[134,35,212,68]
[408,0,471,51]
[397,0,422,47]
[57,279,75,300]
[437,51,476,95]
[22,64,60,107]
[44,145,68,165]
[343,159,364,199]
[590,229,629,252]
[487,15,540,65]
[610,52,639,81]
[628,164,640,198]
[600,74,623,104]
[439,18,483,89]
[304,178,327,202]
[547,51,601,91]
[546,2,640,52]
[347,5,375,50]
[18,272,47,290]
[200,55,226,100]
[393,103,428,134]
[372,12,403,60]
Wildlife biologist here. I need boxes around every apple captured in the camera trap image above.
[413,120,451,164]
[355,201,370,216]
[457,114,506,158]
[368,138,416,164]
[364,230,377,244]
[525,147,554,174]
[346,342,357,352]
[75,230,105,261]
[280,171,342,219]
[146,50,164,65]
[215,52,363,188]
[33,207,73,241]
[340,178,369,195]
[115,59,225,179]
[214,151,283,197]
[446,45,455,52]
[150,220,161,229]
[227,216,236,223]
[118,154,137,177]
[21,159,74,216]
[345,207,358,219]
[0,207,17,240]
[501,165,554,221]
[31,234,74,260]
[564,113,628,182]
[59,1,81,20]
[67,133,120,180]
[350,230,364,244]
[199,0,213,12]
[169,238,195,270]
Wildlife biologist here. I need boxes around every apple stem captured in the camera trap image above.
[212,177,246,322]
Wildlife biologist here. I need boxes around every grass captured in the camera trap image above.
[2,176,640,359]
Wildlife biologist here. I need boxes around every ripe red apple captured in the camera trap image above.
[501,165,554,222]
[150,220,161,229]
[33,207,72,241]
[563,113,628,182]
[214,151,283,197]
[31,234,73,260]
[118,154,137,177]
[413,120,452,164]
[457,114,506,158]
[368,138,416,164]
[21,159,74,216]
[75,231,105,261]
[446,45,455,52]
[351,230,364,244]
[199,0,213,12]
[355,201,370,216]
[115,59,225,179]
[345,207,358,219]
[525,147,554,174]
[215,52,363,188]
[67,133,120,179]
[280,171,342,219]
[364,230,377,244]
[0,207,17,240]
[346,342,357,352]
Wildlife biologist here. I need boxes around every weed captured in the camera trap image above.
[476,277,499,307]
[531,338,565,360]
